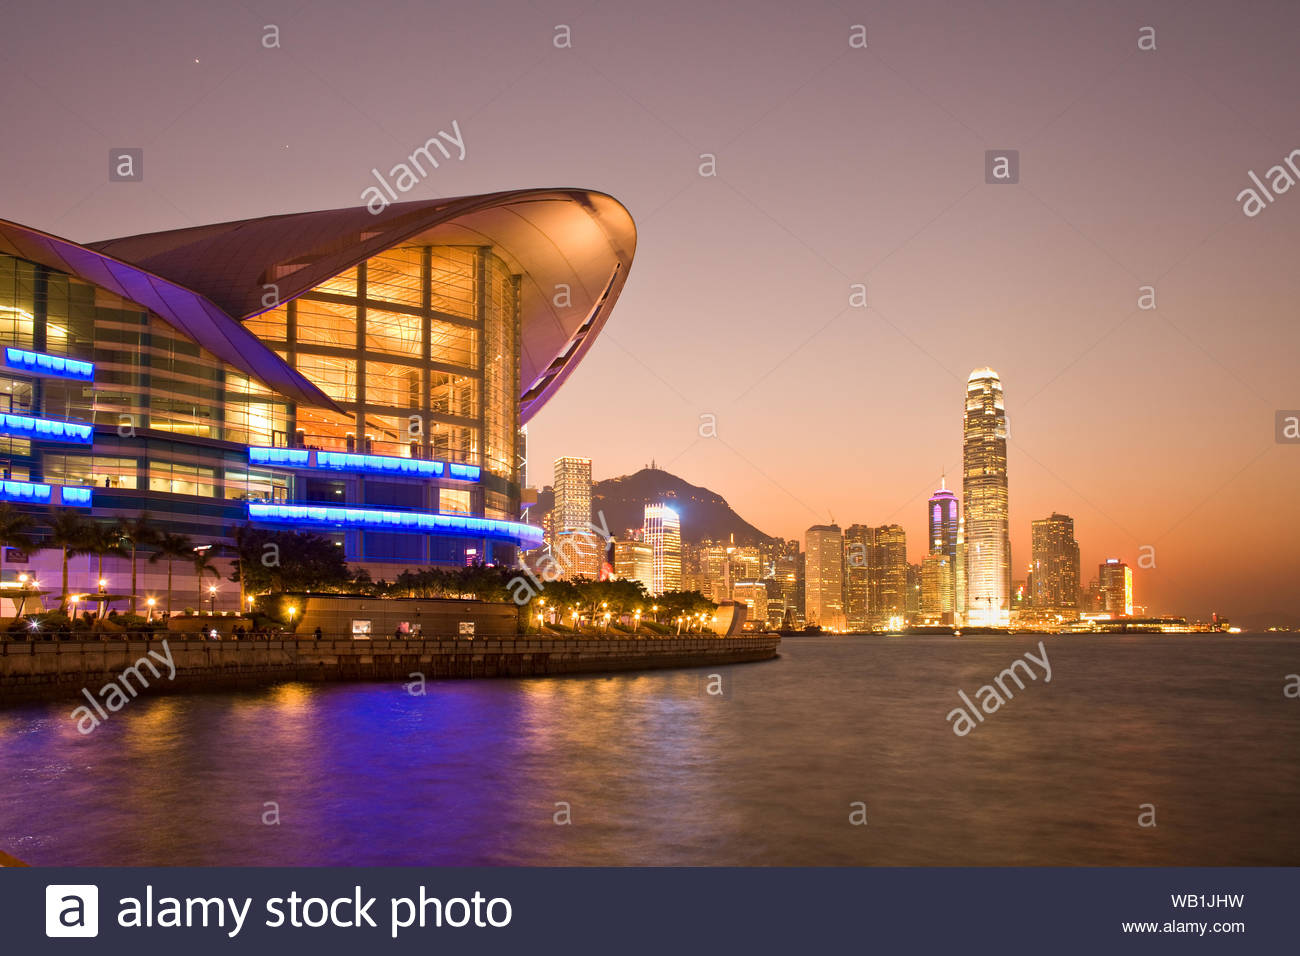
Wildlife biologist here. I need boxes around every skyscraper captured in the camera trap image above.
[928,477,959,562]
[963,368,1012,626]
[868,524,908,626]
[804,524,845,629]
[613,539,654,590]
[920,553,955,623]
[552,457,593,532]
[843,524,873,631]
[644,503,682,594]
[1099,559,1133,616]
[1030,513,1081,613]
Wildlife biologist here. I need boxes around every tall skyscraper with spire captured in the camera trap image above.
[928,475,959,560]
[962,368,1012,626]
[923,477,960,625]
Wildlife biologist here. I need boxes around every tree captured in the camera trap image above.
[192,547,222,608]
[45,508,94,614]
[0,503,37,617]
[148,531,194,618]
[230,526,352,594]
[119,514,158,614]
[83,521,127,617]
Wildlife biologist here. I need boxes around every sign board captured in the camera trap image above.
[458,621,475,637]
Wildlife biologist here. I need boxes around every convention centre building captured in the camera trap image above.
[0,189,635,602]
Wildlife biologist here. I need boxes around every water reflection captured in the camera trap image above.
[1,636,1297,866]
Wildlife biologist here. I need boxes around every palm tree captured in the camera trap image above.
[148,532,194,618]
[119,514,157,614]
[45,508,94,615]
[192,547,221,610]
[0,503,37,617]
[84,522,127,619]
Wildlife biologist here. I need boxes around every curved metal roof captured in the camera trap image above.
[0,218,338,410]
[91,188,638,422]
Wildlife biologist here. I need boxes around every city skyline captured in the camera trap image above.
[1,2,1295,618]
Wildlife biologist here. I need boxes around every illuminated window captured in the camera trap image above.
[245,305,288,342]
[148,462,217,497]
[365,307,423,358]
[366,360,421,410]
[366,247,423,308]
[295,353,357,403]
[440,488,471,514]
[315,267,358,298]
[296,297,356,349]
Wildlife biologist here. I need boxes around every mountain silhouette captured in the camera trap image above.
[531,467,774,545]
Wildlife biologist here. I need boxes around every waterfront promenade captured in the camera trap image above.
[0,634,781,704]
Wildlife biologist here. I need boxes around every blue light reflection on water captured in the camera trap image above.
[1,635,1297,866]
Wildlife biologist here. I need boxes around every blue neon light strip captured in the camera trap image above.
[0,414,93,444]
[247,502,544,548]
[317,451,443,478]
[247,446,480,482]
[0,480,51,504]
[59,485,92,507]
[3,347,95,381]
[0,480,91,507]
[248,446,310,467]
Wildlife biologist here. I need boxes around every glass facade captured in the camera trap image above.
[0,240,523,567]
[962,368,1012,627]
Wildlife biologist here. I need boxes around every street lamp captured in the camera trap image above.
[146,597,156,623]
[287,606,297,631]
[208,584,218,614]
[16,573,30,617]
[97,578,107,594]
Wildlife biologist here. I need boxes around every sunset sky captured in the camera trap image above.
[1,1,1296,618]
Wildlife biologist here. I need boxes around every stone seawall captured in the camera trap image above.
[0,635,781,705]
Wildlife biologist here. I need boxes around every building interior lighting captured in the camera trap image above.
[247,502,544,548]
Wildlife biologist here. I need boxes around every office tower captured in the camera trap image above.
[804,524,845,628]
[731,580,769,630]
[1099,559,1133,616]
[613,539,654,590]
[553,457,593,532]
[843,524,873,631]
[928,477,960,561]
[920,553,955,623]
[762,579,786,629]
[551,529,604,579]
[698,542,733,601]
[731,545,762,581]
[1085,577,1104,613]
[963,368,1012,626]
[955,513,966,625]
[907,562,922,617]
[1030,513,1081,612]
[644,503,682,594]
[774,553,802,627]
[868,524,908,625]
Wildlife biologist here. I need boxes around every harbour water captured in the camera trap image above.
[1,634,1296,866]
